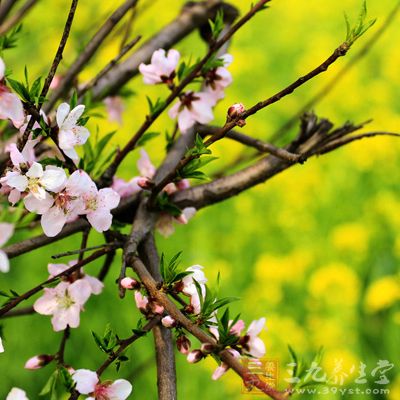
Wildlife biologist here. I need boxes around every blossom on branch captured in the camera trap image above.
[204,54,233,102]
[168,91,215,133]
[33,280,92,331]
[71,369,132,400]
[56,102,90,161]
[0,222,14,272]
[139,48,180,85]
[0,57,25,128]
[5,388,29,400]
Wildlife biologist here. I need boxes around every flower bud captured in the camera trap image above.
[176,335,191,355]
[161,315,176,328]
[200,342,215,355]
[24,354,54,370]
[176,179,190,191]
[187,349,204,364]
[227,103,246,127]
[137,177,153,190]
[134,291,149,313]
[150,301,164,315]
[120,277,140,290]
[175,213,188,225]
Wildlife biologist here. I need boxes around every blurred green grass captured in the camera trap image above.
[1,0,400,399]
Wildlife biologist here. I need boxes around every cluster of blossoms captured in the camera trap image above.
[139,49,233,132]
[33,261,103,331]
[112,149,196,237]
[6,371,132,400]
[0,58,120,238]
[123,262,266,382]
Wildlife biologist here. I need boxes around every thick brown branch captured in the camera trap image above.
[90,0,239,100]
[0,0,18,25]
[139,234,177,400]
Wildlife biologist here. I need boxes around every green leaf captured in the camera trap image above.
[344,1,376,46]
[137,131,160,147]
[70,90,78,109]
[6,78,31,102]
[39,370,58,396]
[209,9,224,40]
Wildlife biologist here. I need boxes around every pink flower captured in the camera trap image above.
[243,318,266,358]
[104,96,124,125]
[230,319,245,336]
[0,223,14,273]
[211,349,240,380]
[139,49,180,85]
[73,170,120,232]
[72,369,132,399]
[204,54,233,101]
[48,261,104,295]
[111,177,141,198]
[56,103,90,161]
[25,170,86,237]
[181,264,207,315]
[0,139,38,204]
[137,149,156,178]
[168,91,215,133]
[33,280,92,331]
[227,102,246,127]
[0,58,25,128]
[6,388,29,400]
[3,162,66,202]
[155,207,196,238]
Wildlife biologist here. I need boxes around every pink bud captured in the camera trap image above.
[227,103,246,127]
[212,363,229,380]
[24,354,53,370]
[151,302,165,315]
[176,179,190,191]
[187,349,204,364]
[161,315,176,328]
[134,291,149,312]
[120,277,140,290]
[137,177,153,190]
[200,342,215,354]
[228,103,245,118]
[175,213,188,225]
[176,335,191,355]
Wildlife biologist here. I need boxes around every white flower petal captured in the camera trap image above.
[41,207,68,237]
[0,250,10,273]
[62,104,85,129]
[24,192,54,214]
[72,369,98,395]
[56,102,70,128]
[107,379,133,400]
[0,222,14,245]
[41,166,67,192]
[26,162,43,179]
[6,173,28,192]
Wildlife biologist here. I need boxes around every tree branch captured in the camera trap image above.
[129,256,288,400]
[45,0,139,112]
[0,0,38,36]
[139,234,177,400]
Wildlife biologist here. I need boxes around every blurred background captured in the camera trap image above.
[1,0,400,398]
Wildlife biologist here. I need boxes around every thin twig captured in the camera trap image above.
[99,0,271,185]
[0,248,112,317]
[46,0,139,111]
[0,0,18,25]
[19,0,79,148]
[78,35,142,99]
[0,0,38,36]
[271,1,400,142]
[51,242,122,260]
